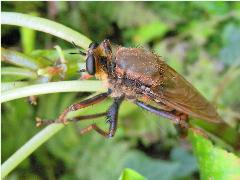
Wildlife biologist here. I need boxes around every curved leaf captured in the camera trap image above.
[1,67,37,79]
[1,82,30,92]
[1,48,39,70]
[1,124,64,179]
[189,129,240,180]
[1,80,106,103]
[1,12,91,49]
[119,168,146,180]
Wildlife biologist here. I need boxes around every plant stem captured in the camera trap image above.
[1,80,106,177]
[1,82,30,92]
[1,12,92,49]
[1,12,96,178]
[1,48,39,70]
[1,67,37,79]
[1,80,106,103]
[1,124,64,179]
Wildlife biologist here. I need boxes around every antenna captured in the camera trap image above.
[70,41,87,56]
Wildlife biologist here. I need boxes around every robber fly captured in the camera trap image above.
[37,39,222,138]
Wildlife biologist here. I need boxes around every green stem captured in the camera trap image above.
[1,12,96,178]
[1,48,40,70]
[1,80,106,103]
[1,80,106,177]
[1,124,64,179]
[1,92,101,178]
[1,82,30,92]
[1,12,91,49]
[1,67,37,79]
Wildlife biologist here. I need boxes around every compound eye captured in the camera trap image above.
[86,55,96,75]
[89,42,99,49]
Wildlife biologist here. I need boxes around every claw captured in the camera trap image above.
[35,117,43,127]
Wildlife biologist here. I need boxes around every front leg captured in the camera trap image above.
[106,96,124,137]
[79,96,124,138]
[36,89,111,126]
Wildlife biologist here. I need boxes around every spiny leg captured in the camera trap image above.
[80,96,124,138]
[134,100,188,128]
[36,90,111,126]
[106,96,124,137]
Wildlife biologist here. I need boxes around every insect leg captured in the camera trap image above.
[134,100,188,128]
[80,124,109,137]
[36,89,112,126]
[79,96,124,138]
[106,96,124,137]
[69,112,107,122]
[36,112,107,126]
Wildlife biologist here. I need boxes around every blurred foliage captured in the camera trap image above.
[1,1,240,180]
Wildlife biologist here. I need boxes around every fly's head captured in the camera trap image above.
[85,39,113,80]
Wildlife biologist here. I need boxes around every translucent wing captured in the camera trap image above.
[152,64,222,123]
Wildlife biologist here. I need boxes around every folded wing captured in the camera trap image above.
[152,64,222,123]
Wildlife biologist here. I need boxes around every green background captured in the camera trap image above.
[1,2,240,180]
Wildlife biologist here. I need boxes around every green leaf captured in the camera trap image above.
[20,26,36,54]
[1,124,64,179]
[119,168,146,180]
[1,12,91,49]
[1,80,106,103]
[20,12,38,54]
[1,82,30,92]
[20,27,36,54]
[189,130,240,180]
[1,67,37,79]
[1,48,39,70]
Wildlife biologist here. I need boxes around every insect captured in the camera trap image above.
[37,39,222,138]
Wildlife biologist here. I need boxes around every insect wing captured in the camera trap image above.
[153,65,222,123]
